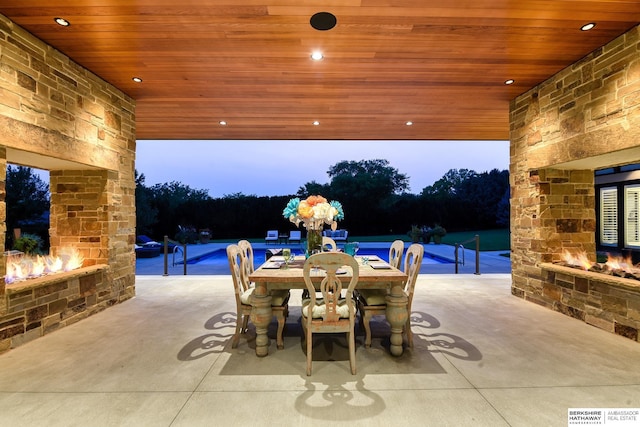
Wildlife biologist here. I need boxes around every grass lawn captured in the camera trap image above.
[346,228,510,252]
[440,229,510,252]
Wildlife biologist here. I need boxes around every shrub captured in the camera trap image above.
[13,233,44,254]
[432,225,447,237]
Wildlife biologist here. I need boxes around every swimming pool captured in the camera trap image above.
[184,247,451,271]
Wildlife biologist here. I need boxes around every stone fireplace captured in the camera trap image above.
[0,15,136,352]
[510,24,640,342]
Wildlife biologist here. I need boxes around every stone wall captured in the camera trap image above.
[510,24,640,339]
[0,14,136,351]
[541,263,640,341]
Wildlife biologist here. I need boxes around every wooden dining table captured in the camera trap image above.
[248,255,409,357]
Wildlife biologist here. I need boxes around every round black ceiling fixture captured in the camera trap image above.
[310,12,337,31]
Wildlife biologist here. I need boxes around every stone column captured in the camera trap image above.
[0,146,6,315]
[510,166,595,307]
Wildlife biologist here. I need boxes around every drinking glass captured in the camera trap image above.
[345,243,356,256]
[353,242,360,255]
[282,248,291,268]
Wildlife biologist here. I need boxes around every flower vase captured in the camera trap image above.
[306,228,322,255]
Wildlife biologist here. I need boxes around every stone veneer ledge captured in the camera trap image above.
[5,265,108,294]
[539,263,640,342]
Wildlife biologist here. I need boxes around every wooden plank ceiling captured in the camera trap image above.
[1,1,639,141]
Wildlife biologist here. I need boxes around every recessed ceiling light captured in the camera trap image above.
[504,79,515,85]
[313,121,320,126]
[311,51,324,61]
[132,77,143,83]
[405,121,413,126]
[54,17,70,27]
[219,121,227,126]
[581,23,596,31]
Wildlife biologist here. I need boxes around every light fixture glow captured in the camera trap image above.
[311,51,324,61]
[54,17,70,27]
[219,121,227,126]
[405,121,413,126]
[313,121,320,126]
[132,77,143,83]
[581,23,596,31]
[504,79,515,85]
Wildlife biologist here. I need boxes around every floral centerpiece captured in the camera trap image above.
[283,195,344,254]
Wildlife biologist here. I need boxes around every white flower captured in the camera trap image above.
[312,202,332,221]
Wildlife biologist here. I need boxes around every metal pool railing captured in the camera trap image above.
[454,235,480,275]
[163,236,187,276]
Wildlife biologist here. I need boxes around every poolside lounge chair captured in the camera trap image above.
[265,230,278,244]
[323,229,348,242]
[135,244,161,258]
[137,234,179,252]
[137,235,161,246]
[289,230,301,243]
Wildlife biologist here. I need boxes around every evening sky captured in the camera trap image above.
[135,140,510,198]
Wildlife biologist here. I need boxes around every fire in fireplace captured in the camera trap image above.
[5,248,84,284]
[560,250,640,280]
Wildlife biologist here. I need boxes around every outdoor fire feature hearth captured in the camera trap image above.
[559,251,640,282]
[539,257,640,343]
[5,248,85,284]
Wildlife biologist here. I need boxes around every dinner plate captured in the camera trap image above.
[270,256,285,262]
[262,261,282,269]
[369,262,391,269]
[357,255,381,261]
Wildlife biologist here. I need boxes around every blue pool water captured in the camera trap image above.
[185,247,451,270]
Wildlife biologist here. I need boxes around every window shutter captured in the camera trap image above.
[625,185,640,248]
[600,187,618,246]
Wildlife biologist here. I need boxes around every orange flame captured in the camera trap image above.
[62,248,85,271]
[5,248,84,284]
[562,250,592,270]
[605,253,633,271]
[563,250,640,274]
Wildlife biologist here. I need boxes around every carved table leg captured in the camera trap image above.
[251,282,273,357]
[385,283,408,357]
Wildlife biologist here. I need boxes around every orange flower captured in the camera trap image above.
[305,195,327,206]
[297,201,314,218]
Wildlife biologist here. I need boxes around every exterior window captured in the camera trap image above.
[600,187,618,246]
[625,184,640,248]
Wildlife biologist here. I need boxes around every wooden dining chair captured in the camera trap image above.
[227,244,290,349]
[322,236,337,252]
[238,239,255,288]
[389,239,405,270]
[301,252,359,376]
[358,243,423,348]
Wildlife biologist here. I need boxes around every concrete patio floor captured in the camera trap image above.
[1,273,639,426]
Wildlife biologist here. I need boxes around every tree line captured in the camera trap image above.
[135,159,509,241]
[4,160,508,248]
